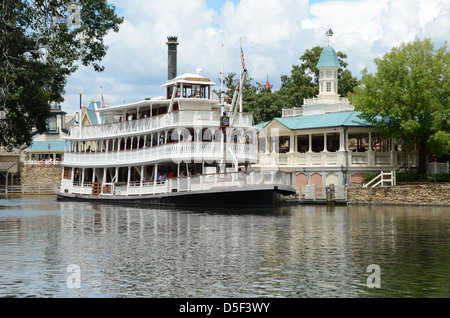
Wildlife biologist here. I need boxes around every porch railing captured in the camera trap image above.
[258,151,419,168]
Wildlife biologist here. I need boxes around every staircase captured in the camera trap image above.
[363,171,396,188]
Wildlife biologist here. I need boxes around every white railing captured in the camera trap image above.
[282,107,303,118]
[69,170,292,197]
[24,160,62,166]
[303,96,350,105]
[363,171,396,188]
[0,185,54,194]
[426,162,449,175]
[63,142,258,167]
[298,185,347,201]
[258,151,419,169]
[69,110,254,140]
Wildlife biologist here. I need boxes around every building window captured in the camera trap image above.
[326,82,332,93]
[48,116,57,132]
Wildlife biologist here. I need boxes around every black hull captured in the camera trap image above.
[54,185,295,208]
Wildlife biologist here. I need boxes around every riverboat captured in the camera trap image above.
[54,37,295,207]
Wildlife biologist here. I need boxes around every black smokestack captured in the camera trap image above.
[166,36,179,81]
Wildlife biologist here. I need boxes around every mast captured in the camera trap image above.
[220,43,224,115]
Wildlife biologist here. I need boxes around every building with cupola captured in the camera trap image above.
[254,40,419,189]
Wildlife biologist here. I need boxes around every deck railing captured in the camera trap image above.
[69,110,254,140]
[64,141,258,167]
[69,170,293,197]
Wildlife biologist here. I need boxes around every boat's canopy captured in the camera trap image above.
[163,72,216,87]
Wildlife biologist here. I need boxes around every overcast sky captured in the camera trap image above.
[61,0,450,115]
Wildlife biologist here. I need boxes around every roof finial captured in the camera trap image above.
[325,28,334,46]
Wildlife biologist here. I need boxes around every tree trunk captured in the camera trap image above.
[418,138,427,176]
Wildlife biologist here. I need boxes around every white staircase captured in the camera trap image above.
[363,171,396,188]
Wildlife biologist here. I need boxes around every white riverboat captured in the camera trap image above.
[54,37,295,207]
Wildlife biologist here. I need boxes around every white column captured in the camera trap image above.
[339,130,345,151]
[289,133,295,153]
[140,165,144,195]
[127,166,131,196]
[81,168,85,191]
[308,134,312,152]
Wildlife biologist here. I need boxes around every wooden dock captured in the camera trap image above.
[285,185,348,205]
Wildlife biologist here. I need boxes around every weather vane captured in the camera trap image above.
[325,28,334,46]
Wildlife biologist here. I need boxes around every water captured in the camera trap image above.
[0,195,449,298]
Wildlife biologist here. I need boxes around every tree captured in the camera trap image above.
[242,81,285,124]
[349,38,450,175]
[215,72,284,123]
[0,0,123,149]
[279,46,358,108]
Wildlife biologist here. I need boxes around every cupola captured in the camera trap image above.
[317,29,340,98]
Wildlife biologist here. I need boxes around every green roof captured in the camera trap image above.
[254,121,269,131]
[317,46,341,68]
[271,111,372,130]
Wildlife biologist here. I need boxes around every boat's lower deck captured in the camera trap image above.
[54,183,295,208]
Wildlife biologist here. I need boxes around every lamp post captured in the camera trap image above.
[220,113,230,173]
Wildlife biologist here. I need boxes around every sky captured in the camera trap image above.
[61,0,450,115]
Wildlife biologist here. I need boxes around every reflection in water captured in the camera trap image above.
[0,195,449,297]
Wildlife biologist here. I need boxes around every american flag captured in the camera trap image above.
[241,46,246,71]
[101,87,106,108]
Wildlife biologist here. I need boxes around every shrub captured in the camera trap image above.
[427,173,450,182]
[396,171,420,182]
[363,173,378,182]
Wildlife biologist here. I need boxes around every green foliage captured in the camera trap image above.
[430,173,450,182]
[349,38,450,174]
[363,173,378,182]
[0,0,123,149]
[396,171,421,182]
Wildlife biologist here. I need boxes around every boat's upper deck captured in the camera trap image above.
[68,72,255,140]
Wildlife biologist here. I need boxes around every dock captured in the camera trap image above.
[284,184,348,205]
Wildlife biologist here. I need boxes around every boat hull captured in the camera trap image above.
[54,185,296,208]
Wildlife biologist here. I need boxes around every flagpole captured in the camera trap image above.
[220,43,224,114]
[239,38,243,112]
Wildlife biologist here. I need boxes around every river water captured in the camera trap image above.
[0,195,449,298]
